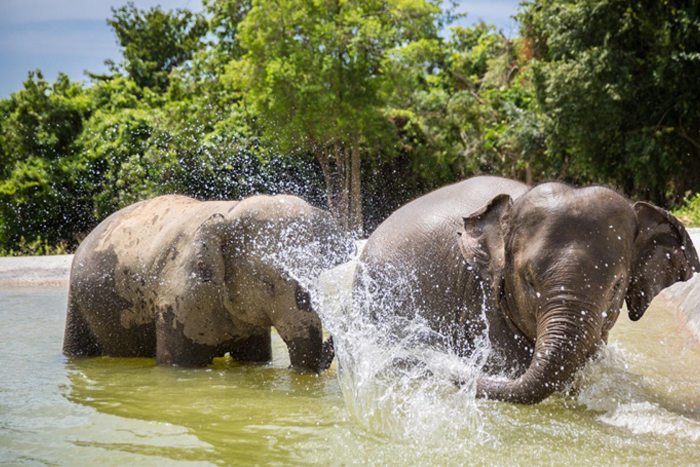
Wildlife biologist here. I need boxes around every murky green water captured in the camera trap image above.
[1,284,699,466]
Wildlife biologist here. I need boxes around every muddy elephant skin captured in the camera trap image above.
[356,176,699,403]
[63,194,354,372]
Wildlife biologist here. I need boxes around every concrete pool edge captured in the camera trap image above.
[0,254,72,286]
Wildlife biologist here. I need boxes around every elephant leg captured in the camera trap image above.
[227,329,272,364]
[284,325,323,373]
[63,293,101,357]
[155,306,220,367]
[274,310,324,373]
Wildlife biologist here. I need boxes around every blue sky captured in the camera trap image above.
[0,0,522,98]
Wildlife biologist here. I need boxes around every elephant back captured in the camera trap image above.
[356,176,528,340]
[229,194,354,281]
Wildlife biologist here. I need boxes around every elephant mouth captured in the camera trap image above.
[501,308,534,350]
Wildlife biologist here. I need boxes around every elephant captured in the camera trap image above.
[355,176,699,404]
[63,194,355,373]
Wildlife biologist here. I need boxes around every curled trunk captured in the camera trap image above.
[477,299,603,404]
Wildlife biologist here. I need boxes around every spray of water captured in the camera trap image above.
[262,225,700,453]
[261,232,492,444]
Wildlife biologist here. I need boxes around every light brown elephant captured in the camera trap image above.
[355,176,699,403]
[63,194,354,372]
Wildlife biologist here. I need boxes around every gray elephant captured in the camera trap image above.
[63,194,354,373]
[355,176,699,403]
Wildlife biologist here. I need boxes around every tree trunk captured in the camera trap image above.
[315,147,335,216]
[335,142,350,232]
[526,163,533,186]
[349,134,363,236]
[314,139,361,236]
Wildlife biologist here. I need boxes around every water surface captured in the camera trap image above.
[1,284,699,465]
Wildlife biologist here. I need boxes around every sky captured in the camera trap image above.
[0,0,522,98]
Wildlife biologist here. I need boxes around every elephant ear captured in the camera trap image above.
[458,194,512,286]
[193,213,227,285]
[626,202,700,321]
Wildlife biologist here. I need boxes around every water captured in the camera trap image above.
[1,279,700,465]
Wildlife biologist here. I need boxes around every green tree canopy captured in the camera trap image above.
[0,72,95,248]
[227,0,449,234]
[519,0,700,203]
[107,2,209,91]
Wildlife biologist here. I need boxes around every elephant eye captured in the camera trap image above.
[524,270,537,290]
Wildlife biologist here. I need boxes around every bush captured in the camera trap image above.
[0,236,69,257]
[672,193,700,228]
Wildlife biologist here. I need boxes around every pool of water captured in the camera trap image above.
[1,283,699,466]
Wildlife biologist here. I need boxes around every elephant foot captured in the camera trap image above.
[156,349,215,367]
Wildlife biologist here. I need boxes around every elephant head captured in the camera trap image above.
[459,183,699,404]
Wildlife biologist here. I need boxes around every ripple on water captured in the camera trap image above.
[2,254,700,465]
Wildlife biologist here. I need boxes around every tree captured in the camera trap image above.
[0,72,95,249]
[204,0,253,63]
[383,23,544,187]
[519,0,700,204]
[227,0,448,234]
[107,2,208,92]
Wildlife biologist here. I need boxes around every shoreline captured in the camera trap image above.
[0,254,72,286]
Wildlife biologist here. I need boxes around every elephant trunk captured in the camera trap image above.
[477,296,603,404]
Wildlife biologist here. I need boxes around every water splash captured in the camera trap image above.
[574,343,700,441]
[263,229,700,452]
[300,247,493,444]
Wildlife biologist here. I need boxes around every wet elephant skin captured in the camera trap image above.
[356,176,699,404]
[63,194,354,373]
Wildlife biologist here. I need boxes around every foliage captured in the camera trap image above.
[0,236,69,257]
[107,2,208,91]
[383,23,544,186]
[77,107,162,217]
[519,0,700,203]
[0,71,92,177]
[0,72,95,250]
[672,192,700,227]
[227,0,450,233]
[203,0,252,63]
[1,0,699,254]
